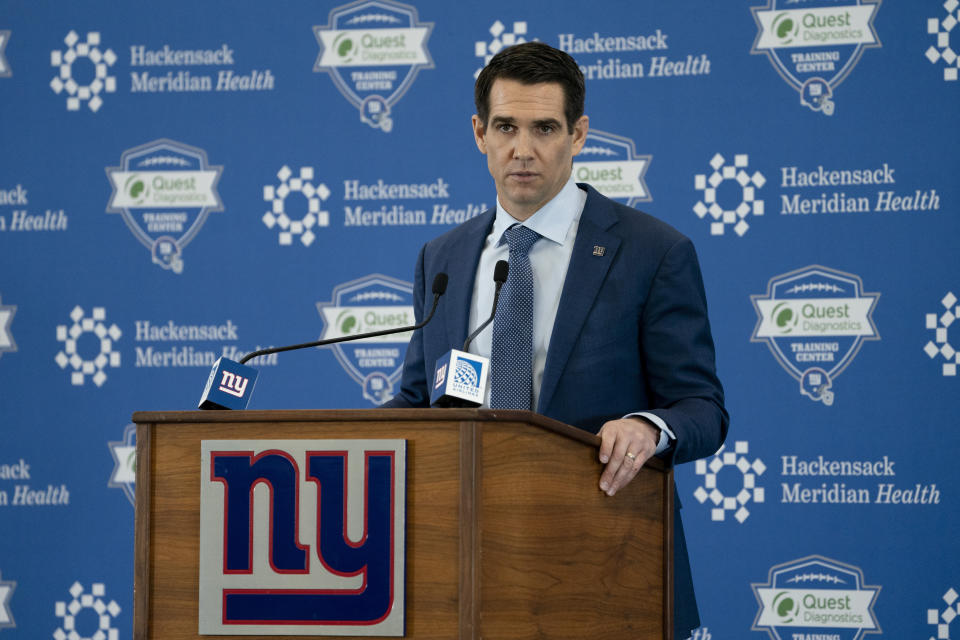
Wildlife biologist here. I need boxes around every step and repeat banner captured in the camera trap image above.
[1,0,957,637]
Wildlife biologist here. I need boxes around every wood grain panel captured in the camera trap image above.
[478,420,666,639]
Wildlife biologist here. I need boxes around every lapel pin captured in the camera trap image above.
[592,245,605,256]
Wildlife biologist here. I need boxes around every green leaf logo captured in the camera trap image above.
[340,315,357,334]
[772,302,797,334]
[776,307,794,328]
[776,596,795,617]
[772,13,797,44]
[124,174,148,204]
[772,591,798,623]
[333,33,355,62]
[776,18,795,39]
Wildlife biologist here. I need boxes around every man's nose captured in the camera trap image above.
[512,129,534,160]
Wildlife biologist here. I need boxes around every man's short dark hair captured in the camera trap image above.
[474,42,585,133]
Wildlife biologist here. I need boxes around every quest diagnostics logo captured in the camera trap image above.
[752,265,879,405]
[751,1,881,115]
[317,273,414,404]
[753,555,880,639]
[573,129,652,207]
[50,30,117,112]
[106,138,223,273]
[314,0,433,132]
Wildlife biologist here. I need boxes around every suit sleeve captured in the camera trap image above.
[380,245,431,408]
[640,237,729,465]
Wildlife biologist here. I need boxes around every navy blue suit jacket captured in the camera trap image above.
[383,184,728,637]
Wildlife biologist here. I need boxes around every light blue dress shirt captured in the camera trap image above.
[467,176,674,453]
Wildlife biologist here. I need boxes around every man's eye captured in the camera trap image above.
[497,124,514,133]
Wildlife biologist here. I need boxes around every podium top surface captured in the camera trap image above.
[132,408,667,473]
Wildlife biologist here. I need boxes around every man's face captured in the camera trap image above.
[472,79,588,221]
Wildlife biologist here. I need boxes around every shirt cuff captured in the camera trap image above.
[624,412,675,455]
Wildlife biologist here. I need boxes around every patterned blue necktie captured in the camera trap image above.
[490,224,541,410]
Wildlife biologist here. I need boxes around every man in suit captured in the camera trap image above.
[382,42,728,638]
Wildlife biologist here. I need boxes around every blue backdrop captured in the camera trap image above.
[1,1,958,638]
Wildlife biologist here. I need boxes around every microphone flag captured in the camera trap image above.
[429,261,503,407]
[430,349,488,407]
[198,356,259,410]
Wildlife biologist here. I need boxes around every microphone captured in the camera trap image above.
[462,260,508,351]
[198,272,449,410]
[430,261,507,408]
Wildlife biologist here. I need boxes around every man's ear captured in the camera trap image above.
[472,114,488,154]
[571,115,589,156]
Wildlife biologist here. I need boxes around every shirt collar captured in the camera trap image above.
[493,176,583,246]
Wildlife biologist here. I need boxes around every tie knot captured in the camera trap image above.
[500,224,541,256]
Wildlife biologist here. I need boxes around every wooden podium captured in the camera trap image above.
[133,409,673,639]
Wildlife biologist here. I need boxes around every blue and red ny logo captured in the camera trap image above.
[200,441,405,633]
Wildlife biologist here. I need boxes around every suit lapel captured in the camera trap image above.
[538,188,621,414]
[441,210,495,349]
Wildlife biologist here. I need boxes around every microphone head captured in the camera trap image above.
[494,260,509,284]
[432,272,449,295]
[198,357,258,410]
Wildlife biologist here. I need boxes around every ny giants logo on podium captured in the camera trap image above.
[199,440,406,636]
